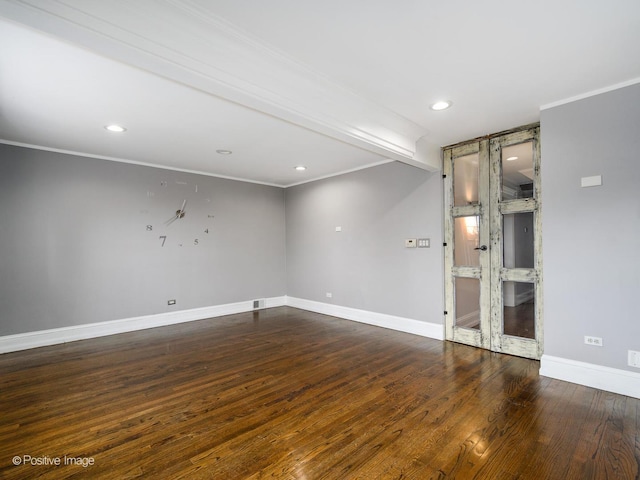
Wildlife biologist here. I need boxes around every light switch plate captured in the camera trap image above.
[417,238,430,248]
[405,238,417,248]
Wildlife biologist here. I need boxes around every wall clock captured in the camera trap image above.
[144,179,214,248]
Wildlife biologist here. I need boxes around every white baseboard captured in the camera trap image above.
[0,296,287,354]
[540,355,640,399]
[285,296,444,340]
[7,300,636,400]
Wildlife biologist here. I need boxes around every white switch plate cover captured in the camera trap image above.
[417,238,430,248]
[629,350,640,368]
[405,238,417,248]
[581,175,602,187]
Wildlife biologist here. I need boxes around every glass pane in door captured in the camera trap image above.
[502,141,534,199]
[503,281,535,339]
[502,212,534,268]
[455,277,480,330]
[454,216,480,266]
[453,153,479,206]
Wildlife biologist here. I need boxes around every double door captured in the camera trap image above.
[444,126,542,359]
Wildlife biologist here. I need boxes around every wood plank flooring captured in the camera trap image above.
[0,306,638,479]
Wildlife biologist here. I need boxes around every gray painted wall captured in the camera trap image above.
[9,80,637,375]
[285,161,444,324]
[0,144,286,335]
[541,83,640,372]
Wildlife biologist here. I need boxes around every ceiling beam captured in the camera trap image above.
[0,0,441,171]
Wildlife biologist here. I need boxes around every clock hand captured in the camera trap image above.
[165,200,187,225]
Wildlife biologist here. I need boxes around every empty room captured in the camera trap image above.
[1,1,639,478]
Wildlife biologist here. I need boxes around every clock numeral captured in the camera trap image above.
[159,235,167,247]
[160,181,168,187]
[146,225,153,231]
[204,229,209,234]
[194,239,199,246]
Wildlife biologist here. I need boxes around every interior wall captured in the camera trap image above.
[0,144,286,336]
[285,161,444,324]
[541,83,640,372]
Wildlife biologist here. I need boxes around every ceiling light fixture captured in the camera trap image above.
[104,124,126,133]
[506,156,519,161]
[216,149,233,155]
[294,166,307,171]
[430,100,452,111]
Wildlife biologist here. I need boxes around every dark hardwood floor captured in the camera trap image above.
[1,307,638,479]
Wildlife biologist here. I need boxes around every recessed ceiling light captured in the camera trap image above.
[294,166,307,171]
[430,100,452,111]
[104,124,126,133]
[506,156,519,161]
[216,149,233,155]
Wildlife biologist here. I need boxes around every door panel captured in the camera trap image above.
[502,280,535,339]
[444,141,490,350]
[445,125,542,359]
[454,277,481,330]
[454,216,481,266]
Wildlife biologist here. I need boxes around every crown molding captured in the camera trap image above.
[0,0,440,171]
[540,77,640,110]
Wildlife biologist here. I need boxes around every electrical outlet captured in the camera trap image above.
[584,336,603,346]
[629,350,640,368]
[417,238,430,248]
[168,299,176,306]
[326,292,332,298]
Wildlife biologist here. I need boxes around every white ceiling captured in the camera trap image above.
[1,0,639,187]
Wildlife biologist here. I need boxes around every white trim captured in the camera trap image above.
[285,297,444,340]
[0,141,402,189]
[285,159,395,187]
[0,140,285,188]
[0,296,287,354]
[540,355,640,399]
[540,77,640,110]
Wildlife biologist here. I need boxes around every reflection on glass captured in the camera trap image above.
[502,141,534,199]
[503,281,535,339]
[453,153,479,206]
[502,213,534,268]
[454,216,480,266]
[455,277,480,330]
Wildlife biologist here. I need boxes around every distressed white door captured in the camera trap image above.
[444,125,542,359]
